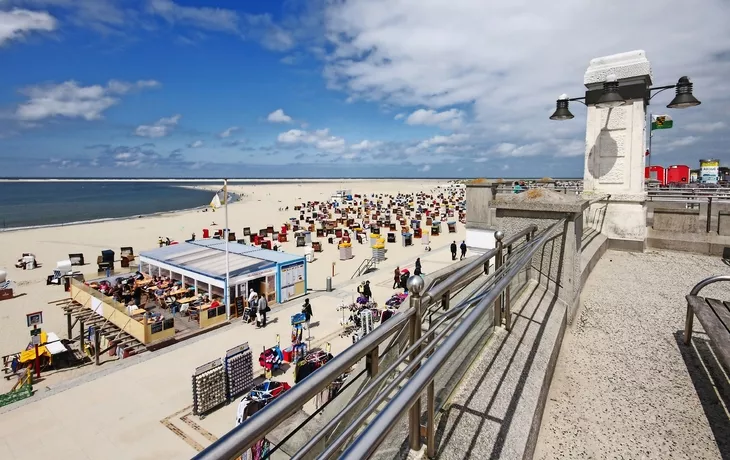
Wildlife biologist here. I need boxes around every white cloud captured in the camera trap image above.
[146,0,238,33]
[489,142,543,157]
[323,0,730,161]
[5,0,128,34]
[189,140,203,148]
[394,113,405,120]
[685,121,725,133]
[15,79,159,121]
[420,164,431,172]
[351,140,382,151]
[135,114,182,138]
[219,126,239,138]
[267,109,292,123]
[405,108,464,129]
[277,128,346,152]
[416,133,469,150]
[146,0,293,50]
[0,8,56,46]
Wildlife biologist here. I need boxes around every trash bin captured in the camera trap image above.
[326,276,333,292]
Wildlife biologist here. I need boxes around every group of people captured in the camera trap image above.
[246,289,270,328]
[244,291,314,330]
[157,236,173,247]
[450,241,467,261]
[392,258,423,292]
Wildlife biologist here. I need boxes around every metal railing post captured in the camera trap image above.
[366,347,379,378]
[707,196,713,233]
[426,378,435,458]
[407,276,425,452]
[494,231,504,327]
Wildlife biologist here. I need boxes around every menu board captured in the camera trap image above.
[281,262,305,289]
[235,296,244,318]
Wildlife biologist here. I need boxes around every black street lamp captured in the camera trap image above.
[549,75,701,120]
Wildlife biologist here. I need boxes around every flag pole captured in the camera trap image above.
[224,178,231,320]
[647,112,652,170]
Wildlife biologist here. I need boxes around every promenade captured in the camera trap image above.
[0,239,461,460]
[535,249,730,459]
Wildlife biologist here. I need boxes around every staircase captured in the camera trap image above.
[351,258,378,279]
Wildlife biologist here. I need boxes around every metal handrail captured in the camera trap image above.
[194,224,539,460]
[422,224,537,305]
[193,308,414,460]
[294,249,508,459]
[688,274,730,296]
[340,219,565,458]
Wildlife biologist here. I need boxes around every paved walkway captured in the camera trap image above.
[535,249,730,459]
[0,240,458,460]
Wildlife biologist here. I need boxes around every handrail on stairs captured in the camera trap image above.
[350,258,374,279]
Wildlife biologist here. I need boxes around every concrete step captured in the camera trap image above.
[433,280,566,460]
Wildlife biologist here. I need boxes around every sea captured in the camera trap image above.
[0,181,224,230]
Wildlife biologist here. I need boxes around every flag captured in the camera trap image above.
[645,149,650,156]
[651,114,673,130]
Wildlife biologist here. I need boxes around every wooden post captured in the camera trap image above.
[66,311,72,340]
[79,318,85,355]
[94,329,101,366]
[33,325,40,379]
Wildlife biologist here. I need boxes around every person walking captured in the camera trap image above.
[363,280,372,300]
[393,266,400,289]
[257,294,269,328]
[450,241,457,261]
[460,241,467,260]
[414,258,422,276]
[302,298,313,329]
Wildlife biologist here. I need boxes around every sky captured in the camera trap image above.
[0,0,728,178]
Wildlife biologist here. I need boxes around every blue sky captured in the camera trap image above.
[0,0,728,178]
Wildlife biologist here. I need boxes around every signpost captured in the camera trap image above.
[27,312,43,379]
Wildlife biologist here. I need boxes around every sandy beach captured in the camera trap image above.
[0,179,465,390]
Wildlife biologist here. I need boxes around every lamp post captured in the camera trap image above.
[550,74,700,178]
[549,75,701,121]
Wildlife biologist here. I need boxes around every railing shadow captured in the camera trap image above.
[432,282,559,458]
[673,331,730,459]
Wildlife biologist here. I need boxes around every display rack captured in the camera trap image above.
[224,342,253,400]
[192,358,227,416]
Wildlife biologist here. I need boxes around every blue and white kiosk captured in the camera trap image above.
[139,240,307,307]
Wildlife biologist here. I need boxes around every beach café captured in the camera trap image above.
[138,240,307,312]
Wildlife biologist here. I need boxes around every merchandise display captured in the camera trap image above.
[192,358,227,415]
[224,342,254,400]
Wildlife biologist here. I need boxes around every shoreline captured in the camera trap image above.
[0,185,241,233]
[0,204,209,233]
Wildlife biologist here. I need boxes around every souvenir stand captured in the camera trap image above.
[283,313,308,365]
[192,358,227,416]
[224,342,254,400]
[259,335,283,379]
[295,346,334,383]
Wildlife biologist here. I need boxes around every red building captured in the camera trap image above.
[666,165,690,185]
[644,165,666,186]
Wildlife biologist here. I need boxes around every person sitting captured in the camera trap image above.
[210,297,221,309]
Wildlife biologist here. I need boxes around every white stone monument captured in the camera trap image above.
[583,50,652,250]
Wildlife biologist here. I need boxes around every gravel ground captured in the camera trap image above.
[535,249,730,460]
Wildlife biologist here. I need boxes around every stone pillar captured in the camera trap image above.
[491,196,587,324]
[465,183,498,254]
[583,50,652,251]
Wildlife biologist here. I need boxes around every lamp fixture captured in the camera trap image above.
[549,94,575,120]
[550,72,701,121]
[666,76,701,109]
[595,74,626,109]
